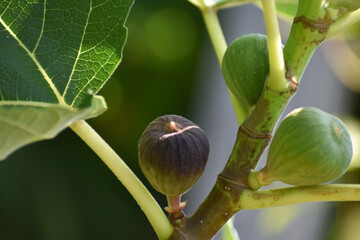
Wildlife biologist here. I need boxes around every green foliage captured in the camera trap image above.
[0,0,134,159]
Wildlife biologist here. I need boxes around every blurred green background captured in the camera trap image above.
[1,1,360,240]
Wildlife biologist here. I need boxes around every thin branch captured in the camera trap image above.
[240,184,360,210]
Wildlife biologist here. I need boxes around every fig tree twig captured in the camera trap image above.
[240,184,360,209]
[327,7,360,38]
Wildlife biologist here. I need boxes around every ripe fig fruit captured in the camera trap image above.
[255,107,352,187]
[222,33,269,111]
[138,115,209,197]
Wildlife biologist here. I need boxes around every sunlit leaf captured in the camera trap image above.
[0,0,134,160]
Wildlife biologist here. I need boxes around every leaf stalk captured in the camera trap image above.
[201,6,249,124]
[70,120,173,240]
[261,0,288,91]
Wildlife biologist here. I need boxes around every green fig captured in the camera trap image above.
[254,107,352,187]
[222,33,269,111]
[138,114,209,197]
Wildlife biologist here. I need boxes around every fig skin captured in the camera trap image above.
[260,107,353,186]
[138,115,209,196]
[222,33,269,111]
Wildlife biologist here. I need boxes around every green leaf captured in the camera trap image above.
[274,2,298,20]
[0,0,134,160]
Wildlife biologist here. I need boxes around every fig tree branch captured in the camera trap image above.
[327,7,360,38]
[169,1,332,239]
[239,184,360,210]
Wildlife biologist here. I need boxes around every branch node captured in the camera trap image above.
[240,124,272,140]
[172,225,191,240]
[218,173,248,189]
[293,15,334,33]
[285,65,299,94]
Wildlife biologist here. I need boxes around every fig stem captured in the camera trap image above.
[165,195,186,223]
[261,0,288,91]
[164,121,182,133]
[247,170,265,190]
[200,6,249,125]
[240,184,360,210]
[70,120,173,240]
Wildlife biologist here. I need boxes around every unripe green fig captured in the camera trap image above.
[256,107,352,187]
[138,115,209,197]
[222,33,269,111]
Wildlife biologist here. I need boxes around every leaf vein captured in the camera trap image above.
[0,1,12,19]
[0,15,66,105]
[0,115,41,136]
[32,0,46,54]
[62,0,93,99]
[0,100,73,109]
[70,49,116,107]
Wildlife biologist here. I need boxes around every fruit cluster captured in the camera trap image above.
[137,34,353,220]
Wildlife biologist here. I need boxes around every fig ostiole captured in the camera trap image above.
[248,107,353,189]
[222,33,270,112]
[138,115,209,221]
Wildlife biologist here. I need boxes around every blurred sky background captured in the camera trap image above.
[0,1,360,240]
